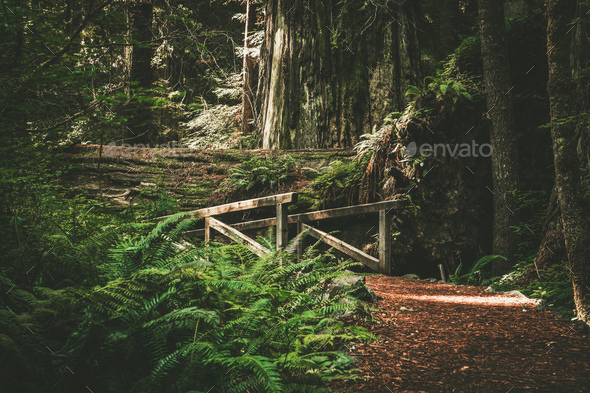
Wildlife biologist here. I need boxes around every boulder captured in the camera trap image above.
[503,290,528,298]
[328,271,381,302]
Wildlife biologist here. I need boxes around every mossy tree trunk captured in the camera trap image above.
[478,0,519,275]
[546,0,590,326]
[258,0,421,149]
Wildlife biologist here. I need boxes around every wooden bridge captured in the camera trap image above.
[159,193,401,274]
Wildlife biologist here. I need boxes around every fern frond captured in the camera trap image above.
[221,355,283,392]
[144,307,219,330]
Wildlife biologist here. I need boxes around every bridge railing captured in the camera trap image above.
[158,192,402,275]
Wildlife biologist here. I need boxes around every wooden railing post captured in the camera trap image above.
[204,216,211,262]
[296,220,304,262]
[379,209,392,275]
[204,217,211,243]
[276,202,289,251]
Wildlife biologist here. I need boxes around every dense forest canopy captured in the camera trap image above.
[1,0,589,392]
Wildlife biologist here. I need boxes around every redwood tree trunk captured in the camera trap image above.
[258,0,421,149]
[546,0,590,326]
[478,0,519,275]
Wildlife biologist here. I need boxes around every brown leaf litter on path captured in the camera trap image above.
[327,275,590,392]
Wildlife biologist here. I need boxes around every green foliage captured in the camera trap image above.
[0,0,242,146]
[50,218,376,392]
[222,155,301,193]
[526,278,574,315]
[508,189,548,265]
[0,144,139,288]
[446,35,483,78]
[1,210,376,392]
[310,157,369,208]
[406,68,475,106]
[489,190,576,317]
[137,189,180,219]
[492,259,575,317]
[451,255,507,286]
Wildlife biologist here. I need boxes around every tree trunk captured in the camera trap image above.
[478,0,519,275]
[258,0,421,149]
[546,0,590,326]
[432,0,459,60]
[127,0,154,144]
[241,0,257,138]
[571,2,590,168]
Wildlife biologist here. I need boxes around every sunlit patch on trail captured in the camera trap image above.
[393,294,539,307]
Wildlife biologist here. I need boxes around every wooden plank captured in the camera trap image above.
[379,209,392,275]
[303,224,379,270]
[208,217,270,257]
[230,200,402,231]
[183,200,401,243]
[276,202,289,250]
[295,200,401,223]
[233,217,277,232]
[157,192,298,221]
[184,228,204,239]
[438,264,448,282]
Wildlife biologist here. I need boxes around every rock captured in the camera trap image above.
[424,278,438,283]
[328,271,381,302]
[485,286,495,292]
[535,299,547,311]
[572,319,590,334]
[331,272,366,287]
[400,306,418,312]
[503,290,528,298]
[403,274,420,280]
[438,280,446,284]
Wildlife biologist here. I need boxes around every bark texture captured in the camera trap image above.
[546,0,590,326]
[478,0,519,275]
[241,1,257,137]
[258,0,421,149]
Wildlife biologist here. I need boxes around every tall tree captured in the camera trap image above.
[127,0,154,144]
[478,0,519,275]
[258,0,421,149]
[241,0,257,138]
[546,0,590,326]
[431,0,459,60]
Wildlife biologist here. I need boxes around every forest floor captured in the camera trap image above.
[328,276,590,393]
[59,144,350,210]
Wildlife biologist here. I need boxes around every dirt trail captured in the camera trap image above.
[329,276,590,393]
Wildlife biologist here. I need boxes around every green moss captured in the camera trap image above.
[288,191,317,212]
[448,35,482,77]
[309,156,369,208]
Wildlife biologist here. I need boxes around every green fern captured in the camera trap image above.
[57,218,376,392]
